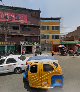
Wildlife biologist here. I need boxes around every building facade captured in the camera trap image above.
[0,5,40,54]
[40,18,61,52]
[61,26,80,51]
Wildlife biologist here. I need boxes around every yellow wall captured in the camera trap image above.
[40,22,60,45]
[41,22,60,25]
[41,39,60,44]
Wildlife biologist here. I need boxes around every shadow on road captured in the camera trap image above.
[0,72,15,76]
[24,82,48,92]
[23,81,64,92]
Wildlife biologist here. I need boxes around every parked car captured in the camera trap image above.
[23,56,64,89]
[0,55,29,74]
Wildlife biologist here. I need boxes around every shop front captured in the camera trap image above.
[0,42,16,55]
[20,41,40,54]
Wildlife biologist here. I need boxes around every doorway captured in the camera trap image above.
[26,46,32,54]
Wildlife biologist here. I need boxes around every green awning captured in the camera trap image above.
[61,41,80,45]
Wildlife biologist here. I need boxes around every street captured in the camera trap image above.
[0,55,80,92]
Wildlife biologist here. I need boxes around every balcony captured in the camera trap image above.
[0,29,20,35]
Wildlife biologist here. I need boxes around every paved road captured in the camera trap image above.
[0,55,80,92]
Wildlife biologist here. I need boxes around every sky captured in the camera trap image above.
[0,0,80,34]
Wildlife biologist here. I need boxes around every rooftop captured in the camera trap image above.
[0,5,41,12]
[40,17,61,20]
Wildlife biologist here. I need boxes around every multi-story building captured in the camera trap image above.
[40,17,61,52]
[0,5,40,54]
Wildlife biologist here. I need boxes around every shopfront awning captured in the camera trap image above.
[61,41,80,45]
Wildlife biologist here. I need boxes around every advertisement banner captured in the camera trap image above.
[0,11,28,24]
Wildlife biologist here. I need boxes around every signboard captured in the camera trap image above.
[0,42,15,45]
[20,41,39,46]
[0,11,28,24]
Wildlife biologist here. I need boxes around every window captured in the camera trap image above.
[6,58,17,64]
[41,34,46,39]
[12,26,19,30]
[41,34,49,39]
[30,65,37,73]
[52,26,60,30]
[46,26,49,30]
[41,26,46,30]
[55,35,59,39]
[43,64,54,72]
[41,26,49,30]
[52,26,55,30]
[55,26,60,30]
[0,59,5,65]
[52,35,55,39]
[22,26,31,31]
[46,35,49,39]
[52,35,59,39]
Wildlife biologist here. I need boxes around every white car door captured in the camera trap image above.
[4,58,17,73]
[0,59,5,73]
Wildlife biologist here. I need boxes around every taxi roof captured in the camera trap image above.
[28,56,56,61]
[27,55,58,63]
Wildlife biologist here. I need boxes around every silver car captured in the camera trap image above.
[0,55,28,74]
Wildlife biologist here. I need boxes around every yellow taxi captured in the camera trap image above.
[23,56,64,89]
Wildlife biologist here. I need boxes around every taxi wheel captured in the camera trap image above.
[14,67,22,74]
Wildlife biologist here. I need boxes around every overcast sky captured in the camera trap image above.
[0,0,80,34]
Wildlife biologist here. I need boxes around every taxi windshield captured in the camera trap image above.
[28,56,56,61]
